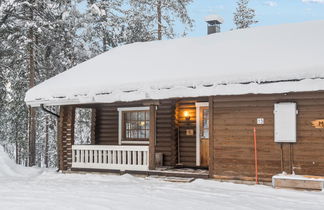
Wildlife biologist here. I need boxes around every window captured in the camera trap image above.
[124,111,150,140]
[201,108,209,139]
[118,107,150,144]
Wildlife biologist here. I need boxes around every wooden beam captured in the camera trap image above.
[142,100,160,106]
[149,105,157,170]
[208,96,215,177]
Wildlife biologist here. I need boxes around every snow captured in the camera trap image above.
[0,148,324,210]
[0,147,41,178]
[25,20,324,107]
[204,14,224,23]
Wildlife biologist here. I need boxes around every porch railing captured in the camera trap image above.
[72,145,149,171]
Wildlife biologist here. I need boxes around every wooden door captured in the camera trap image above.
[200,107,209,167]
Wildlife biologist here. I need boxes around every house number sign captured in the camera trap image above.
[311,119,324,128]
[257,118,264,125]
[186,129,194,136]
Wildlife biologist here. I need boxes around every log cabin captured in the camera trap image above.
[25,20,324,184]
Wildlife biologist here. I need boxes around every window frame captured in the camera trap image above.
[118,107,150,145]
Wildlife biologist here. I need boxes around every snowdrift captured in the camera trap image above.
[0,146,41,178]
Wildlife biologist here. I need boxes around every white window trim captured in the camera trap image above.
[195,102,209,166]
[118,107,150,145]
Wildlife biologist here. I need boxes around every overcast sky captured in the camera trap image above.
[181,0,324,37]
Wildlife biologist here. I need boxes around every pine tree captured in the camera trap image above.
[81,0,125,54]
[129,0,194,40]
[122,6,155,44]
[233,0,258,29]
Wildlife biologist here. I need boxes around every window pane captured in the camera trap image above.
[203,129,209,138]
[203,120,208,129]
[138,112,145,120]
[126,130,130,138]
[145,112,150,121]
[145,130,150,139]
[131,112,137,120]
[126,122,130,130]
[130,121,137,130]
[139,130,145,138]
[138,121,145,129]
[130,130,137,138]
[201,109,209,139]
[127,112,131,120]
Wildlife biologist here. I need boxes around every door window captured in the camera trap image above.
[201,108,209,139]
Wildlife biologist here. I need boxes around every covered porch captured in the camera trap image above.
[57,98,211,178]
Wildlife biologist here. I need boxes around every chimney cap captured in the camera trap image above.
[204,15,224,24]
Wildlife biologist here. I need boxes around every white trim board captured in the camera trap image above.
[195,102,209,166]
[118,106,150,145]
[117,107,150,112]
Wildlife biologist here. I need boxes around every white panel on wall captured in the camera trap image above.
[274,102,297,143]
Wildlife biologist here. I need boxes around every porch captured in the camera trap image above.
[58,98,211,178]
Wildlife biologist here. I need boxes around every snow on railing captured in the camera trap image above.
[72,145,149,171]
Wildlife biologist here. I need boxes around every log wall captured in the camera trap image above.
[210,92,324,182]
[176,100,197,167]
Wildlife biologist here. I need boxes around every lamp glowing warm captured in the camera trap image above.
[184,111,190,121]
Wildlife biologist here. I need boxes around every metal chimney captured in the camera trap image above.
[204,15,224,35]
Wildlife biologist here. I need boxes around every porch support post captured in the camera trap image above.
[149,104,156,170]
[57,106,75,171]
[57,106,64,171]
[208,96,215,177]
[90,108,96,145]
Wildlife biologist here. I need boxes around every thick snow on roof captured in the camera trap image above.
[26,20,324,106]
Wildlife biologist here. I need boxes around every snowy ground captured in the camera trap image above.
[1,149,324,210]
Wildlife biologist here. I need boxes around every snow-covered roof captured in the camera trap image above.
[204,15,224,24]
[25,20,324,107]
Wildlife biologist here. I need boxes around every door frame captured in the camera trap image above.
[195,102,209,166]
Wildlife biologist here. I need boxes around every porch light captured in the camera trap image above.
[184,111,191,121]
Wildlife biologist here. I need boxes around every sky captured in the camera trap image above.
[182,0,324,37]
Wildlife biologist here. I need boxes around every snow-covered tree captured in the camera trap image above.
[0,0,89,166]
[122,6,155,44]
[81,0,125,53]
[0,0,195,168]
[233,0,258,29]
[129,0,194,40]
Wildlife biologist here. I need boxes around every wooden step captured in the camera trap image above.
[273,174,324,191]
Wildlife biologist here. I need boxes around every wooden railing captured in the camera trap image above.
[72,145,149,171]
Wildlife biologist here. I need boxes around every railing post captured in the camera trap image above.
[149,105,156,170]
